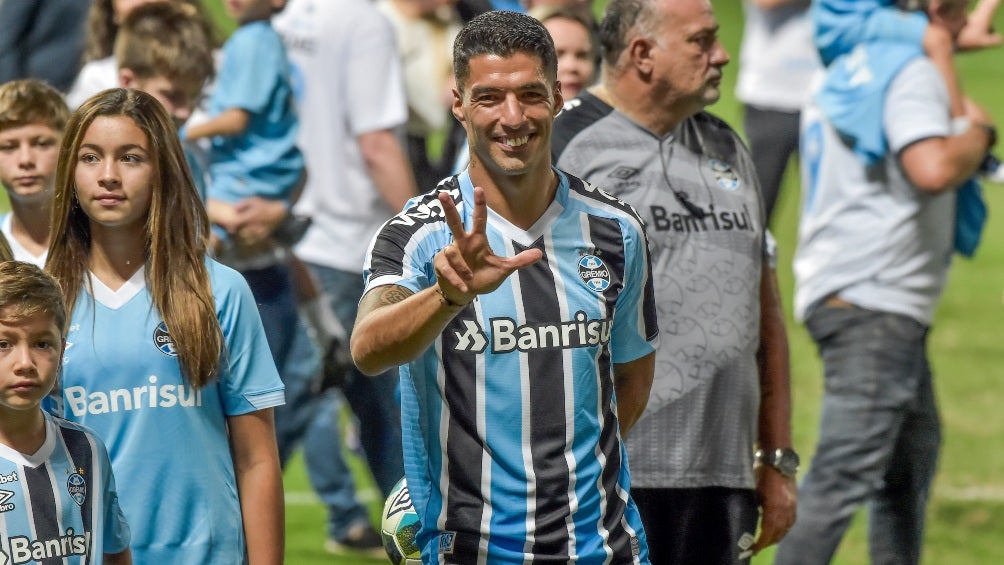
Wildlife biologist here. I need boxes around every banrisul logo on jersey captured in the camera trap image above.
[153,322,177,357]
[578,254,610,292]
[450,312,613,354]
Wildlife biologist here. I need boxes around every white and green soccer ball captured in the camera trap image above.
[381,477,422,565]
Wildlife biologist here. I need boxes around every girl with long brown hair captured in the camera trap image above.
[46,88,284,564]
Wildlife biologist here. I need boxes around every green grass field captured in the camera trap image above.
[54,1,1004,563]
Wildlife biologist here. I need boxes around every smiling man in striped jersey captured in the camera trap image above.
[351,10,659,565]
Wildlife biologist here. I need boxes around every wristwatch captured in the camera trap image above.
[979,123,998,150]
[755,447,800,478]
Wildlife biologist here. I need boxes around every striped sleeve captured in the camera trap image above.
[364,180,463,293]
[566,176,659,362]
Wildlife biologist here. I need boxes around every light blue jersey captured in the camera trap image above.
[813,0,927,66]
[364,170,659,564]
[53,259,284,563]
[0,413,129,564]
[207,20,304,205]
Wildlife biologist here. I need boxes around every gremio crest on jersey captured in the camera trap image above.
[708,159,740,191]
[153,322,177,357]
[578,254,610,292]
[67,469,86,506]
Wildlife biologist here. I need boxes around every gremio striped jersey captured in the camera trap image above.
[364,169,659,564]
[0,412,129,564]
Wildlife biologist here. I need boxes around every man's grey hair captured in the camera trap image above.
[598,0,662,68]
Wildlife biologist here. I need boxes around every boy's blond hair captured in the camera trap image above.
[114,1,216,99]
[0,261,66,335]
[0,79,70,133]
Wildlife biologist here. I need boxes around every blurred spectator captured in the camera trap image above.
[113,1,216,199]
[528,4,599,99]
[523,0,593,10]
[736,0,820,223]
[183,0,304,253]
[68,0,214,108]
[0,0,92,92]
[0,79,69,265]
[775,0,998,562]
[274,0,413,555]
[378,0,464,189]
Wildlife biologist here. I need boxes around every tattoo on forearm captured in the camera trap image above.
[379,286,412,306]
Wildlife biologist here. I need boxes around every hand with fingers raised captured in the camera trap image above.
[433,187,543,308]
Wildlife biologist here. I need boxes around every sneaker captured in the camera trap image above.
[324,523,386,559]
[980,153,1004,183]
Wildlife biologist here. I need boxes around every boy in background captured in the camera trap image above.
[0,261,131,564]
[183,0,305,247]
[114,1,216,198]
[0,79,68,266]
[116,4,366,543]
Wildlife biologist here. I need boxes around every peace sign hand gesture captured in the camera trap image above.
[434,187,543,306]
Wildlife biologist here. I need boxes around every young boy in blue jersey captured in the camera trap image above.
[0,79,68,266]
[0,261,131,565]
[353,11,659,564]
[183,0,306,249]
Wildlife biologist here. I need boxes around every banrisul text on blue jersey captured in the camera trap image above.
[63,375,203,417]
[492,311,612,353]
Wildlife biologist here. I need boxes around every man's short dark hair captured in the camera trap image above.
[453,10,558,92]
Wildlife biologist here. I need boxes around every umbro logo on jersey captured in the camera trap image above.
[561,98,582,112]
[437,531,456,555]
[0,490,14,513]
[153,322,177,357]
[608,166,639,180]
[738,532,755,560]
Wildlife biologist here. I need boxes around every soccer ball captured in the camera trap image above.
[381,477,422,565]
